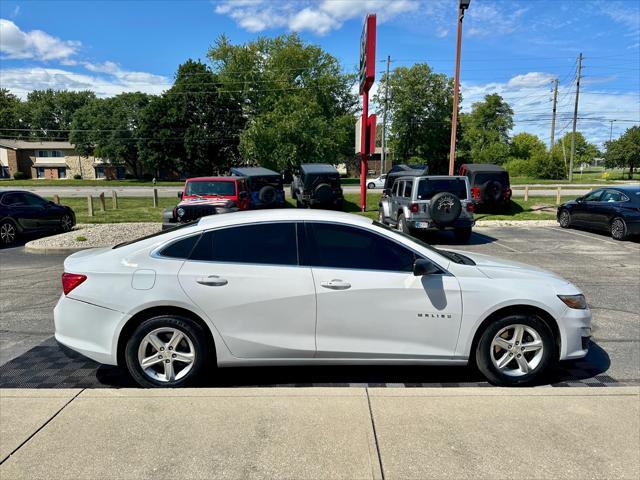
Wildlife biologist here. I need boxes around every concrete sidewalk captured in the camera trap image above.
[1,387,638,479]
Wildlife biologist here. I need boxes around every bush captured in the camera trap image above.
[12,171,27,180]
[531,151,567,179]
[73,174,82,180]
[503,158,535,177]
[142,173,154,181]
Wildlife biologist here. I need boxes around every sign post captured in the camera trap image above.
[359,14,376,212]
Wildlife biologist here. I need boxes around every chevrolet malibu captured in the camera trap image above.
[54,210,591,387]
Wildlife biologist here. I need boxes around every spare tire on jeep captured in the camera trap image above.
[483,180,503,203]
[258,185,277,205]
[429,192,462,226]
[314,183,333,204]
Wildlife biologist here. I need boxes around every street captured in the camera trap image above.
[1,224,638,387]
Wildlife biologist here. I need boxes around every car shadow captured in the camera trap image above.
[420,230,498,246]
[563,225,640,244]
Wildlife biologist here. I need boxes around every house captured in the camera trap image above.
[0,139,126,180]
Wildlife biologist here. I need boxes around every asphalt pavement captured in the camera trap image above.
[0,224,638,386]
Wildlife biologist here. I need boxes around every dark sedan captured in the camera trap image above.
[557,185,640,240]
[0,190,75,246]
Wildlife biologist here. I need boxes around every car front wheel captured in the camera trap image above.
[558,209,571,228]
[475,314,555,386]
[368,182,375,189]
[610,217,628,241]
[125,315,210,388]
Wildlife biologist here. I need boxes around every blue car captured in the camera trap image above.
[230,167,286,209]
[557,185,640,240]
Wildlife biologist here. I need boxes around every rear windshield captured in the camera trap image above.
[186,181,236,196]
[304,173,341,188]
[473,172,509,186]
[248,175,283,191]
[417,179,468,200]
[113,222,197,249]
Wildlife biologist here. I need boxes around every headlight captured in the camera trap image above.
[558,294,587,309]
[176,207,185,218]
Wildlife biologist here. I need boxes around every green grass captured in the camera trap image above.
[53,192,567,224]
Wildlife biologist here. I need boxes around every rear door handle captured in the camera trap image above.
[196,275,228,287]
[320,279,351,290]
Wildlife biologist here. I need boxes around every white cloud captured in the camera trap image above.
[214,0,418,35]
[0,66,171,99]
[465,2,527,38]
[0,19,80,60]
[461,72,639,147]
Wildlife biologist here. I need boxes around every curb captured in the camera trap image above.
[24,242,90,255]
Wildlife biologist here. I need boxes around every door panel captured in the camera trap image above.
[313,267,462,358]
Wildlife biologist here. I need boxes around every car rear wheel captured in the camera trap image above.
[558,209,571,228]
[368,182,375,189]
[611,217,628,241]
[475,314,555,386]
[125,315,210,388]
[0,220,17,246]
[60,214,73,232]
[398,213,410,234]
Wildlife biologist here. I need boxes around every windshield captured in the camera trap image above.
[417,178,468,200]
[186,181,236,196]
[113,221,198,249]
[372,221,475,265]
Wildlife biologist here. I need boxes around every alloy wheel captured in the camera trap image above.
[137,327,196,383]
[0,222,16,245]
[611,218,626,240]
[61,214,73,232]
[490,324,544,377]
[559,210,570,228]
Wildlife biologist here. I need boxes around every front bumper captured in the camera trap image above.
[559,306,592,360]
[54,294,127,365]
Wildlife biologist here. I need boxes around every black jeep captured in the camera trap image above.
[458,163,512,211]
[230,167,286,208]
[291,164,344,209]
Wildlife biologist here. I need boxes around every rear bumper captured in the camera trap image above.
[54,294,126,365]
[626,219,640,236]
[408,217,475,231]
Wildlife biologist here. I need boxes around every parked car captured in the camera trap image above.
[291,164,343,209]
[366,174,387,189]
[162,177,248,230]
[382,166,429,194]
[55,209,591,388]
[557,185,640,240]
[230,167,286,208]
[379,175,475,242]
[0,190,75,246]
[459,164,512,211]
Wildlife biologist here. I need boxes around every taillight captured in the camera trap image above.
[62,273,87,295]
[471,187,481,200]
[466,202,475,213]
[410,203,419,213]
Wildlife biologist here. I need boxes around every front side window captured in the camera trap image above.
[583,190,603,202]
[392,181,401,196]
[1,193,27,206]
[23,193,49,207]
[186,181,236,196]
[190,223,298,266]
[302,223,415,272]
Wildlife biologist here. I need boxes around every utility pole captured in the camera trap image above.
[550,78,558,148]
[568,52,582,181]
[609,120,615,142]
[381,55,391,175]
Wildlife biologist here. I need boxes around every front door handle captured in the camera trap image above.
[196,275,228,287]
[320,279,351,290]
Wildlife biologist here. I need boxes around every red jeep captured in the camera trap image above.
[162,177,250,229]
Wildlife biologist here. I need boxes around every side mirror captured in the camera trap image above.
[382,188,390,196]
[177,192,183,199]
[413,258,441,276]
[576,196,584,203]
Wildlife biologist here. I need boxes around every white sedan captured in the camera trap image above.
[54,209,591,387]
[366,174,386,189]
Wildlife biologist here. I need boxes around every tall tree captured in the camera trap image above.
[209,34,357,171]
[605,126,639,179]
[25,90,96,140]
[374,63,455,174]
[460,93,513,164]
[0,89,25,138]
[510,132,546,160]
[138,60,245,176]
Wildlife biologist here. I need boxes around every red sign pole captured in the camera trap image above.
[360,90,369,212]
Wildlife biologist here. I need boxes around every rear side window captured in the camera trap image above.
[158,234,201,259]
[190,223,298,266]
[417,179,468,200]
[302,223,415,272]
[601,190,627,203]
[403,181,413,198]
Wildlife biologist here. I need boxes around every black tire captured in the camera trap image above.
[454,227,472,243]
[368,182,376,189]
[398,213,411,234]
[475,314,555,386]
[258,185,277,205]
[125,315,210,388]
[558,209,571,228]
[60,213,73,232]
[610,217,628,241]
[0,220,17,246]
[429,192,462,226]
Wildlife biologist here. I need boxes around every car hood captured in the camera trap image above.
[449,250,567,282]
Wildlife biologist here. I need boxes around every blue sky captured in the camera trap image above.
[1,0,638,147]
